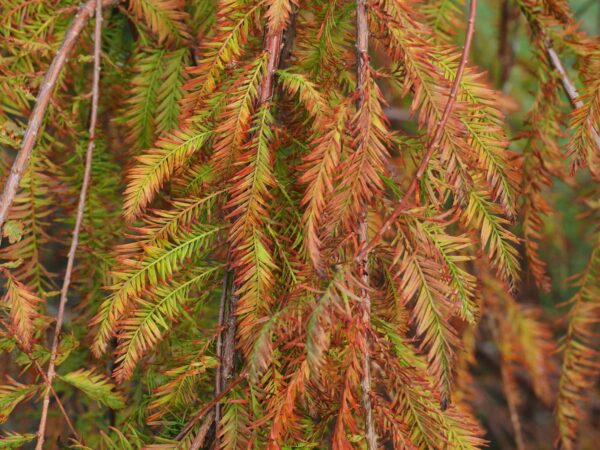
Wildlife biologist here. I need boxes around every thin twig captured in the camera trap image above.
[355,0,376,447]
[0,0,118,236]
[357,0,478,260]
[0,319,81,442]
[35,0,104,447]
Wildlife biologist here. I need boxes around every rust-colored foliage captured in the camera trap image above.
[0,0,599,448]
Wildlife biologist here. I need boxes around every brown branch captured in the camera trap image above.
[355,0,376,448]
[35,0,104,447]
[209,9,295,448]
[260,32,284,103]
[0,0,118,236]
[357,0,478,260]
[213,269,238,448]
[0,319,81,443]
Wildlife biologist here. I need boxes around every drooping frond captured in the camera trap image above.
[420,0,464,38]
[0,432,36,448]
[373,335,484,448]
[299,102,349,271]
[419,217,478,323]
[389,215,461,397]
[218,387,251,449]
[147,351,217,422]
[155,48,190,135]
[58,369,126,410]
[135,191,223,245]
[181,0,264,118]
[121,48,167,153]
[326,72,391,242]
[120,46,190,155]
[123,126,211,220]
[0,380,37,423]
[521,78,563,291]
[1,270,41,350]
[91,225,221,356]
[557,237,600,450]
[0,150,56,292]
[435,51,521,217]
[113,265,222,382]
[277,69,327,121]
[226,103,277,356]
[463,185,520,287]
[129,0,191,45]
[567,77,600,177]
[210,54,267,176]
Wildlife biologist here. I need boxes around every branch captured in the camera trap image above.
[355,0,376,448]
[36,0,104,447]
[357,0,478,260]
[0,0,118,236]
[209,7,295,446]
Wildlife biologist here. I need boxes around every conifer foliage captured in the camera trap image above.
[0,0,599,448]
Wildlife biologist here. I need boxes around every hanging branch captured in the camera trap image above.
[209,6,294,446]
[35,0,104,447]
[0,0,118,236]
[357,0,478,260]
[355,0,376,448]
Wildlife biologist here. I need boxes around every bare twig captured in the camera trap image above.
[0,0,118,236]
[357,0,478,260]
[35,0,104,447]
[355,0,376,447]
[0,319,81,443]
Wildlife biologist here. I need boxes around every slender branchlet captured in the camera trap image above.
[35,0,103,446]
[208,4,295,446]
[355,0,376,448]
